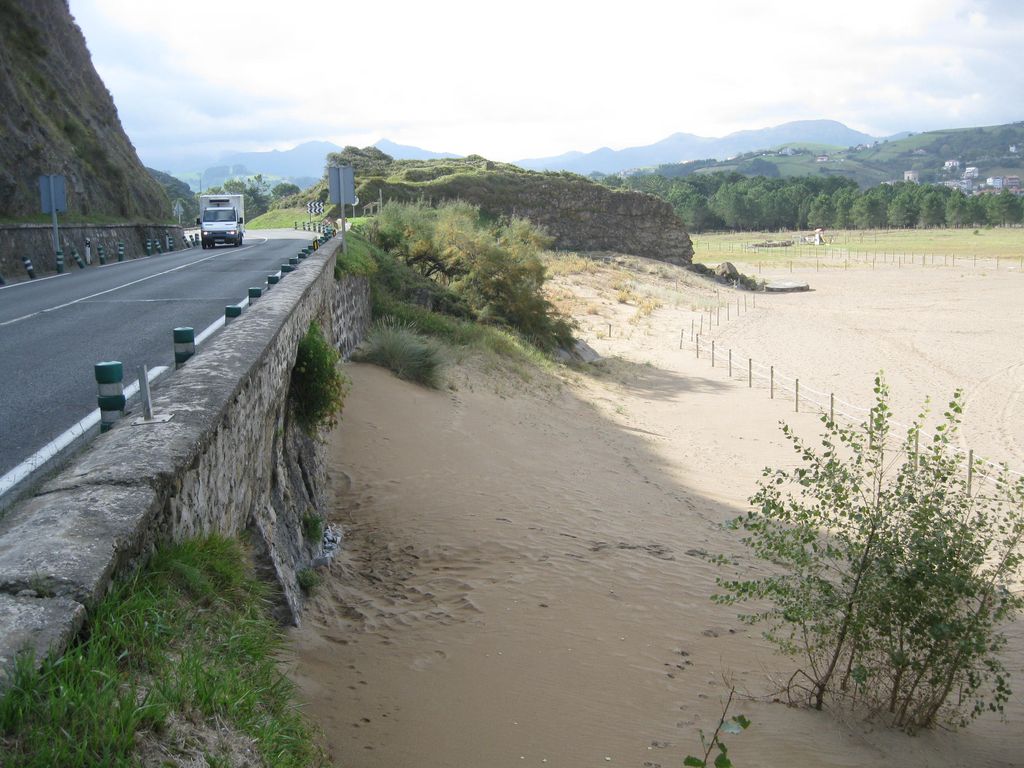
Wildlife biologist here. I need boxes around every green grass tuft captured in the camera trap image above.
[354,317,445,388]
[0,536,324,767]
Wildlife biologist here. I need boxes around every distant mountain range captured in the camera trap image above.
[176,121,890,188]
[514,120,882,174]
[177,139,461,190]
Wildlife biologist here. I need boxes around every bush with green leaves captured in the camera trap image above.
[715,375,1024,731]
[354,317,444,389]
[290,322,349,432]
[366,201,574,352]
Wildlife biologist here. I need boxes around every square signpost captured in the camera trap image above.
[39,174,67,263]
[327,165,356,254]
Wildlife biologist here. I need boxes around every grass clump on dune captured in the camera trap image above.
[353,317,445,388]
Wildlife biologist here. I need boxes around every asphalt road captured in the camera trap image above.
[0,228,317,485]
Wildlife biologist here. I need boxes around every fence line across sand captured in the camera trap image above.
[680,307,1024,496]
[590,283,1023,497]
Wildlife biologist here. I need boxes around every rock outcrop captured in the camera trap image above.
[0,0,168,219]
[354,158,694,264]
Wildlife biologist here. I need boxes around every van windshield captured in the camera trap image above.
[203,209,236,222]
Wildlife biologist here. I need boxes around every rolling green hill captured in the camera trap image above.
[643,122,1024,188]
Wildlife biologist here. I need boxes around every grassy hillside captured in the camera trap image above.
[644,121,1024,188]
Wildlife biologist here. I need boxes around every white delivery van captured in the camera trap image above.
[197,194,245,248]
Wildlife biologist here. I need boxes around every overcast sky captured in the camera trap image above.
[68,0,1024,171]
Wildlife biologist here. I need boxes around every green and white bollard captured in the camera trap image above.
[294,221,298,230]
[267,273,279,286]
[248,287,262,302]
[55,249,65,273]
[22,256,35,279]
[117,241,125,261]
[281,263,294,273]
[166,234,173,251]
[224,304,242,324]
[97,244,106,264]
[173,327,195,369]
[0,272,6,286]
[145,238,152,256]
[72,246,86,269]
[155,238,163,254]
[289,256,299,266]
[95,361,125,432]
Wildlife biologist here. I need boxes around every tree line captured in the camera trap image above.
[603,173,1024,232]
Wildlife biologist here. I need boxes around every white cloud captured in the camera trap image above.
[68,0,1024,169]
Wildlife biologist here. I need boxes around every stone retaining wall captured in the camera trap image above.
[0,238,371,688]
[0,223,189,282]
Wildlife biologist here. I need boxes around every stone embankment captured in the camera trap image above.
[0,237,370,688]
[0,223,188,282]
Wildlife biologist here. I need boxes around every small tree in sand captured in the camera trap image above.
[715,375,1024,731]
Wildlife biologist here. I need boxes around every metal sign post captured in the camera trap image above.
[172,199,184,225]
[39,174,67,256]
[327,166,356,254]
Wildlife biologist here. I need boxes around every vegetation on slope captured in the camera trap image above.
[334,208,569,380]
[0,536,324,767]
[0,0,168,220]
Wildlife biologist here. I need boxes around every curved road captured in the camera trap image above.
[0,228,317,491]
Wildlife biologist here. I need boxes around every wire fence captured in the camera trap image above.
[675,301,1024,497]
[595,281,1024,499]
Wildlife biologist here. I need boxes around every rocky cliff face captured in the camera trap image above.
[356,159,694,264]
[0,0,168,220]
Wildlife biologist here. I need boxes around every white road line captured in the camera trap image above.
[0,241,271,500]
[0,272,70,291]
[0,239,267,328]
[0,366,170,498]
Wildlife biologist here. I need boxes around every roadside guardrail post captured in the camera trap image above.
[85,237,92,265]
[248,287,262,302]
[95,361,125,432]
[173,327,195,369]
[225,304,242,324]
[281,263,294,273]
[267,273,279,287]
[289,256,299,266]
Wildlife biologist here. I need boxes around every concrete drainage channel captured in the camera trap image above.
[0,229,372,689]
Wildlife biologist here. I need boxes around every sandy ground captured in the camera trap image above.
[288,256,1024,768]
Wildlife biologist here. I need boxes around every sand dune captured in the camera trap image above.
[288,256,1024,768]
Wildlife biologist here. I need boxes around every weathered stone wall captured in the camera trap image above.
[0,238,371,686]
[0,223,188,282]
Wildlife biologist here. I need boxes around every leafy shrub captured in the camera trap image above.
[367,201,574,352]
[715,375,1024,730]
[302,511,324,544]
[290,322,349,432]
[353,317,444,388]
[297,568,321,595]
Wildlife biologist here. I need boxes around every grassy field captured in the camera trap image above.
[247,207,323,229]
[692,227,1024,270]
